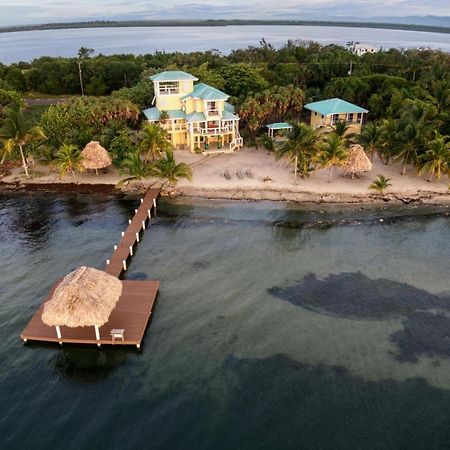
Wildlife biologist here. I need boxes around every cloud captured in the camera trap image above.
[0,0,449,26]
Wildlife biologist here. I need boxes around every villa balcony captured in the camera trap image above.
[191,125,233,135]
[205,109,221,118]
[158,87,179,95]
[161,122,187,132]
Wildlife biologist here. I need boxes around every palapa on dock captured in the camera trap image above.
[20,189,160,349]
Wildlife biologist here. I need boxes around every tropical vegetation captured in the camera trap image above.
[369,175,392,194]
[0,41,449,185]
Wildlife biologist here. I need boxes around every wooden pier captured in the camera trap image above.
[20,189,161,349]
[105,188,160,278]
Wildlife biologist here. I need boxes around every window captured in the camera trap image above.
[159,82,179,95]
[207,101,219,115]
[347,113,354,122]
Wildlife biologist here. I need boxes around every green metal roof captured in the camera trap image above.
[182,83,229,101]
[304,98,368,116]
[267,122,293,130]
[224,102,235,113]
[149,71,198,82]
[222,110,240,120]
[185,112,206,122]
[143,107,186,121]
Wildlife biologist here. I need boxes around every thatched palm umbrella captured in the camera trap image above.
[42,266,122,343]
[344,144,372,179]
[81,141,112,174]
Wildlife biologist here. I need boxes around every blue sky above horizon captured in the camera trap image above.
[0,1,449,27]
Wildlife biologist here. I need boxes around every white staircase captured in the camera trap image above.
[229,124,244,151]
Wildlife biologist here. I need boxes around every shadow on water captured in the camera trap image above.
[390,312,450,362]
[143,354,450,450]
[268,272,450,319]
[8,196,57,248]
[214,354,450,450]
[61,194,110,226]
[268,272,450,363]
[113,195,141,221]
[49,347,131,384]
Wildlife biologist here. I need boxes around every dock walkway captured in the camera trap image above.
[21,189,161,349]
[105,188,160,278]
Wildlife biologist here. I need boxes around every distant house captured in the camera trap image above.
[304,98,368,134]
[351,43,379,56]
[143,71,243,153]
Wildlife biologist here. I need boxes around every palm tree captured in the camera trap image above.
[0,105,46,178]
[159,111,170,125]
[429,80,450,113]
[258,134,275,152]
[55,143,84,179]
[394,121,422,175]
[359,122,381,161]
[320,133,348,183]
[369,175,392,195]
[418,132,450,182]
[150,149,193,186]
[100,120,125,149]
[332,120,350,139]
[119,150,153,184]
[378,118,400,164]
[139,123,171,161]
[276,123,321,180]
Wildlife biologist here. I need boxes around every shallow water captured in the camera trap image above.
[0,193,449,449]
[1,25,450,63]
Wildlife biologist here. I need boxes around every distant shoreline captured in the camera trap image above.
[1,20,450,35]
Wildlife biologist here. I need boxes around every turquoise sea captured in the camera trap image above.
[0,193,449,449]
[1,25,450,63]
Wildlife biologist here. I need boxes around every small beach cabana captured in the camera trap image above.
[81,141,112,174]
[267,122,293,139]
[41,266,122,345]
[304,98,368,133]
[343,144,373,178]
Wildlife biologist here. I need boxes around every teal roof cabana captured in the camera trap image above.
[267,122,293,138]
[304,98,368,116]
[304,98,368,128]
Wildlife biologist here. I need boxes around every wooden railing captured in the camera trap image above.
[206,109,221,117]
[158,87,179,95]
[191,125,233,135]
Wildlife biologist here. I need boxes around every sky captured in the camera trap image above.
[0,0,449,27]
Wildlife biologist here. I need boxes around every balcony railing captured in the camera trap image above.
[206,109,221,116]
[158,87,179,95]
[162,123,187,131]
[191,125,233,135]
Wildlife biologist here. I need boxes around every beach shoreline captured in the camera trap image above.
[1,148,449,205]
[1,179,449,206]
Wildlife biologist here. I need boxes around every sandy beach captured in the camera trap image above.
[1,147,449,204]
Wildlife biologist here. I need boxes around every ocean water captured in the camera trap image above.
[0,193,449,449]
[1,25,450,64]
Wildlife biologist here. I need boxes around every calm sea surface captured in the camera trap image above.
[0,193,449,449]
[1,25,450,63]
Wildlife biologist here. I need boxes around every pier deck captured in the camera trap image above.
[21,188,161,348]
[21,280,159,347]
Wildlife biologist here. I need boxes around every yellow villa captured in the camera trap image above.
[304,98,369,134]
[143,71,243,153]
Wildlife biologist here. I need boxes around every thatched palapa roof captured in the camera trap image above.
[81,141,112,170]
[42,267,122,328]
[344,144,372,175]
